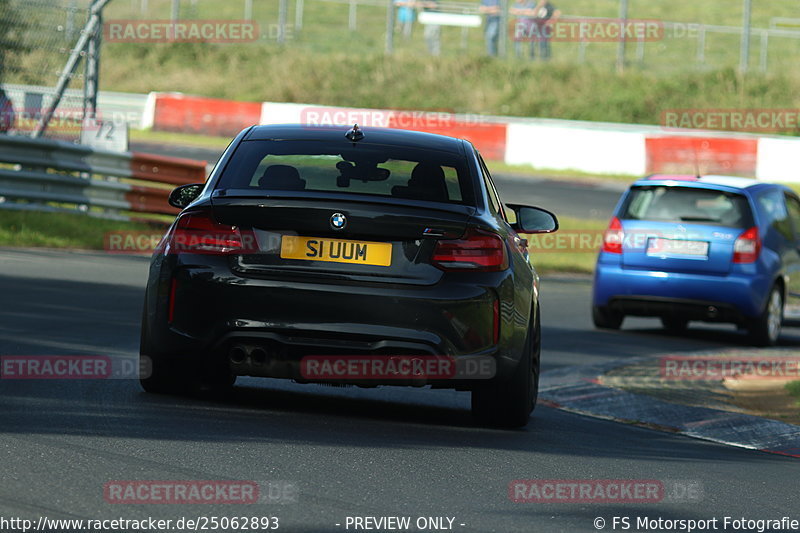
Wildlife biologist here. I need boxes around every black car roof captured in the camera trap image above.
[243,124,466,155]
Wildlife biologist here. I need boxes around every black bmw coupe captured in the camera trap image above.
[140,124,558,428]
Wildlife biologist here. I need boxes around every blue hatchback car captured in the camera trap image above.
[592,175,800,346]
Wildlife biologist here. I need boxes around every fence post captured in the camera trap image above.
[295,0,304,31]
[278,0,288,43]
[171,0,179,21]
[739,0,752,72]
[385,0,396,55]
[499,0,508,57]
[349,0,357,31]
[759,29,768,72]
[696,25,706,65]
[636,36,644,64]
[244,0,253,20]
[616,0,629,72]
[83,0,103,120]
[66,0,77,41]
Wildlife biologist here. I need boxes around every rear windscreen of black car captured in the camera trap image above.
[620,186,753,228]
[215,140,476,206]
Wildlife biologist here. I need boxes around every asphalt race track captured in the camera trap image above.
[0,143,798,532]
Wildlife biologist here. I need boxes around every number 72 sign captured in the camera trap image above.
[80,118,129,152]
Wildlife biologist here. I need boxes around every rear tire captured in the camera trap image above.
[140,353,193,395]
[471,309,540,429]
[197,359,237,397]
[661,316,689,332]
[749,285,783,347]
[141,354,235,396]
[139,301,195,395]
[592,305,623,330]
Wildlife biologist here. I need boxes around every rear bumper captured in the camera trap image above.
[143,256,531,386]
[593,259,771,319]
[170,270,496,354]
[606,296,744,323]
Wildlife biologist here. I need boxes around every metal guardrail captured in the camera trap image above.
[0,134,206,221]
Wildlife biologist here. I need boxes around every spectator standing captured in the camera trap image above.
[479,0,502,57]
[531,0,560,61]
[0,88,15,134]
[510,0,536,59]
[395,0,416,39]
[420,0,441,56]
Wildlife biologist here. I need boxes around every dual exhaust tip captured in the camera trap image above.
[229,345,269,365]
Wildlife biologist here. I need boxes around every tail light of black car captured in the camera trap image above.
[161,209,257,255]
[431,228,509,272]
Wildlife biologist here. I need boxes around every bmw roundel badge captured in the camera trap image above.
[330,212,347,230]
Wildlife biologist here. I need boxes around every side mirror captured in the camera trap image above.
[168,183,204,209]
[506,204,559,234]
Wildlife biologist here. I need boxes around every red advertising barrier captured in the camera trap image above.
[153,95,509,160]
[387,118,507,161]
[152,93,261,137]
[645,136,758,176]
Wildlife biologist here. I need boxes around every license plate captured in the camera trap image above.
[280,236,392,266]
[647,238,709,257]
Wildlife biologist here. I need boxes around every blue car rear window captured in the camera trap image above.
[621,186,753,228]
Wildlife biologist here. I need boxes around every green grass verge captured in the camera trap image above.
[786,381,800,407]
[97,46,800,133]
[129,129,233,151]
[528,216,607,274]
[489,161,637,183]
[0,210,161,250]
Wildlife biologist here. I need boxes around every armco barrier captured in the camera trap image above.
[0,135,206,220]
[131,152,207,185]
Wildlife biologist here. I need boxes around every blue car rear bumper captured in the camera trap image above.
[593,255,772,320]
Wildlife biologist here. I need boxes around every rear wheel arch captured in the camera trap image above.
[471,300,539,428]
[774,276,787,301]
[748,281,784,346]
